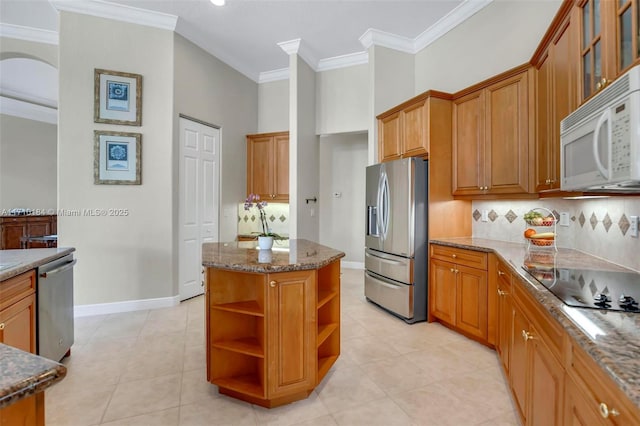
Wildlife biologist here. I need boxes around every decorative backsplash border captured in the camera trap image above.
[472,198,640,272]
[237,202,289,236]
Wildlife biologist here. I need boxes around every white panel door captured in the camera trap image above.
[179,117,220,301]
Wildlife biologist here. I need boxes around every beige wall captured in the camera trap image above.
[0,114,57,211]
[289,55,319,240]
[257,79,288,133]
[366,45,415,164]
[173,34,258,245]
[414,0,561,93]
[319,133,367,263]
[58,12,175,305]
[315,64,369,135]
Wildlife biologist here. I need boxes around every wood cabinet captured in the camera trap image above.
[0,215,57,250]
[0,270,36,354]
[0,393,45,426]
[495,260,512,374]
[429,245,488,342]
[205,259,340,408]
[246,131,289,202]
[534,8,577,193]
[377,91,452,162]
[577,0,640,102]
[452,66,535,196]
[565,338,640,425]
[506,276,565,425]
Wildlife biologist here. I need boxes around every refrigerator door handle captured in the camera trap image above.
[365,271,405,290]
[365,250,402,265]
[376,171,384,239]
[378,171,390,239]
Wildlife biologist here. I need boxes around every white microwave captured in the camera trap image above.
[560,65,640,192]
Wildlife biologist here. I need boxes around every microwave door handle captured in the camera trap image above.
[593,109,611,180]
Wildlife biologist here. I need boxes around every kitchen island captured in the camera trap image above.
[202,239,344,408]
[430,237,640,424]
[0,343,67,425]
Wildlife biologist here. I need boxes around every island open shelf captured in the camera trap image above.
[203,239,344,408]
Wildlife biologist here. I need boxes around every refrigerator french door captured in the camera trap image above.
[365,158,427,323]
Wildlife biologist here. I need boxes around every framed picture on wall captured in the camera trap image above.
[94,69,142,126]
[94,130,142,185]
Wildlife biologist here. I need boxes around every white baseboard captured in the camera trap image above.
[74,295,181,317]
[341,261,364,270]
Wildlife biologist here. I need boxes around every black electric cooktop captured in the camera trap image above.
[522,264,640,312]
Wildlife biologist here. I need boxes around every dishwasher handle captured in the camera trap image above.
[40,259,77,278]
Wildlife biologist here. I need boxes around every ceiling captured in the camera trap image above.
[0,0,477,81]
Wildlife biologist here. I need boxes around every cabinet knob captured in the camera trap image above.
[269,280,277,288]
[521,330,534,341]
[498,271,505,276]
[451,254,457,258]
[599,402,620,418]
[497,289,508,296]
[450,268,455,273]
[0,323,4,330]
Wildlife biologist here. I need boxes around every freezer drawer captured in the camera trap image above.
[365,271,413,319]
[365,248,413,284]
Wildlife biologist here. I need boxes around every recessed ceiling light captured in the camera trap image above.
[210,0,225,6]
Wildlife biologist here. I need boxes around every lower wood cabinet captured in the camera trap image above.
[0,270,36,353]
[206,260,340,408]
[429,245,488,342]
[495,261,512,374]
[0,392,44,426]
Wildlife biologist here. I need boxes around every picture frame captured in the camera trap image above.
[94,131,142,185]
[94,69,142,126]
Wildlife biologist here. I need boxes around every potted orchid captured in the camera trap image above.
[244,194,280,249]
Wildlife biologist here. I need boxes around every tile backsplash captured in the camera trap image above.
[237,202,290,236]
[472,197,640,272]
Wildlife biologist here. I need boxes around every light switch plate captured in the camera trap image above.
[481,210,488,222]
[630,215,638,238]
[559,212,570,227]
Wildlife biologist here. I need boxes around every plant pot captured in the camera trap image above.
[258,236,274,250]
[258,249,272,263]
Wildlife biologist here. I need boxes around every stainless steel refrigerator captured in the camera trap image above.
[365,157,427,323]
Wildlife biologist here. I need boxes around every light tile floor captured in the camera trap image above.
[46,268,520,426]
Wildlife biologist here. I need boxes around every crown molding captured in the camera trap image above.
[277,38,301,55]
[49,0,178,31]
[277,38,318,69]
[258,68,289,83]
[359,0,493,54]
[0,23,58,45]
[316,51,368,72]
[359,28,414,53]
[0,96,57,124]
[414,0,493,51]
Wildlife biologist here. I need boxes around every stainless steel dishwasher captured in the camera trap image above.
[38,253,76,362]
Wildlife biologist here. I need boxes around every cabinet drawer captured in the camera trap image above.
[567,342,640,425]
[512,278,564,362]
[0,270,36,311]
[430,245,487,270]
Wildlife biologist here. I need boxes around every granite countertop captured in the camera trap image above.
[0,344,67,408]
[202,239,344,273]
[0,248,75,281]
[430,237,640,410]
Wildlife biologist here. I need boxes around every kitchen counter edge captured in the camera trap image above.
[0,248,75,281]
[430,237,640,410]
[0,344,67,408]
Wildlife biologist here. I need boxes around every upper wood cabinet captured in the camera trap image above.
[377,91,452,163]
[246,131,289,202]
[577,0,640,102]
[534,10,578,192]
[452,66,535,196]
